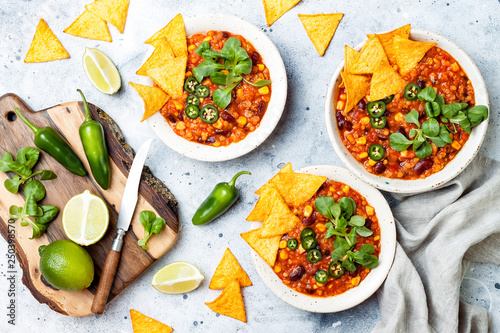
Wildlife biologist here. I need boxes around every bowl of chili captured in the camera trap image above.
[250,165,396,312]
[325,28,489,193]
[140,13,287,162]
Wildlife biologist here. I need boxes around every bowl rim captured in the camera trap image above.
[250,165,396,313]
[138,13,287,162]
[324,28,489,193]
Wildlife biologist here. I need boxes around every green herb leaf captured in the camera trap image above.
[195,41,211,56]
[349,215,365,227]
[210,72,228,86]
[441,103,462,118]
[39,170,57,181]
[244,79,272,88]
[347,227,357,247]
[324,222,336,239]
[314,196,335,220]
[360,244,375,254]
[202,50,232,61]
[427,135,446,147]
[24,179,46,202]
[192,58,224,83]
[234,58,252,76]
[334,236,349,250]
[9,205,23,221]
[363,255,379,269]
[422,118,440,137]
[417,86,436,102]
[4,175,23,194]
[330,247,347,262]
[439,125,453,144]
[339,197,356,219]
[467,105,488,127]
[139,210,156,228]
[435,94,445,106]
[151,217,166,235]
[138,210,165,250]
[16,147,39,170]
[415,140,432,159]
[356,226,374,237]
[449,111,471,134]
[390,133,413,151]
[412,130,425,151]
[213,87,234,109]
[342,258,357,272]
[35,205,59,225]
[404,109,420,127]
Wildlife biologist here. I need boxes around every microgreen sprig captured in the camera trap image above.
[137,210,166,250]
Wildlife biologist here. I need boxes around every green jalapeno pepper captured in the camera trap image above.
[369,144,385,161]
[404,83,421,101]
[185,105,200,119]
[329,262,345,278]
[307,249,322,264]
[300,227,316,240]
[14,107,87,176]
[315,270,329,283]
[367,101,386,118]
[287,238,298,250]
[78,89,110,190]
[184,77,198,93]
[192,170,251,225]
[370,116,387,129]
[382,95,394,104]
[302,236,317,250]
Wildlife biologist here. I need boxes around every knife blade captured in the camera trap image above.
[91,138,153,315]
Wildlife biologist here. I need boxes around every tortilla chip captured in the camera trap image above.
[368,24,411,65]
[370,60,408,101]
[145,14,187,57]
[137,38,175,76]
[86,0,129,34]
[247,183,282,221]
[63,10,112,42]
[25,19,70,63]
[262,0,302,26]
[394,35,436,76]
[341,71,371,113]
[271,172,327,207]
[344,45,360,73]
[205,279,246,323]
[349,35,388,74]
[130,309,173,333]
[209,248,252,290]
[260,194,300,237]
[298,13,343,56]
[129,82,170,121]
[241,228,281,267]
[146,56,187,99]
[255,163,293,195]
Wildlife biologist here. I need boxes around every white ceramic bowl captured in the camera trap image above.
[139,13,287,162]
[325,29,489,193]
[250,165,396,313]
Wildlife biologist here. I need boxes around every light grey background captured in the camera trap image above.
[1,0,499,332]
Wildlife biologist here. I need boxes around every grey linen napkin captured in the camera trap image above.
[372,155,500,333]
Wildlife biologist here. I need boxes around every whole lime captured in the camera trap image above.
[38,240,94,291]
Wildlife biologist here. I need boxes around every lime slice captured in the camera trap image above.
[82,47,121,94]
[152,262,205,294]
[62,190,109,246]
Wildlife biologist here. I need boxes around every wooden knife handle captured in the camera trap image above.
[91,249,121,314]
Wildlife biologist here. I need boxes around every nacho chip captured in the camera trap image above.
[349,35,388,74]
[241,228,281,267]
[298,13,343,56]
[146,56,187,99]
[255,163,293,195]
[247,183,282,221]
[370,60,407,101]
[368,24,411,65]
[63,10,112,42]
[394,35,436,76]
[137,38,175,76]
[271,172,327,207]
[260,194,300,237]
[206,279,246,322]
[25,19,70,63]
[344,45,359,73]
[86,0,129,34]
[341,71,371,113]
[209,248,252,289]
[130,309,173,333]
[129,82,169,121]
[262,0,302,26]
[145,14,187,57]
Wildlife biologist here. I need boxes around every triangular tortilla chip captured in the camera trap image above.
[394,35,436,76]
[247,183,282,221]
[25,19,70,63]
[260,194,300,237]
[145,14,187,57]
[344,45,360,73]
[255,163,293,195]
[349,35,388,74]
[262,0,302,26]
[129,82,170,121]
[146,56,187,99]
[130,309,173,333]
[209,248,252,289]
[368,24,411,65]
[137,38,175,76]
[64,10,112,42]
[241,228,281,267]
[341,71,371,113]
[370,60,408,101]
[298,13,343,56]
[271,172,327,207]
[86,0,129,34]
[205,279,246,323]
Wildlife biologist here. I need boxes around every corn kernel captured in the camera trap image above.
[257,64,265,71]
[185,71,192,77]
[359,152,368,159]
[213,119,223,129]
[316,282,324,287]
[316,223,326,232]
[303,205,313,217]
[451,62,460,72]
[368,159,377,166]
[351,276,361,286]
[258,86,269,95]
[342,185,350,193]
[274,265,281,273]
[174,101,183,111]
[280,251,289,260]
[366,206,375,216]
[299,245,306,253]
[188,44,196,51]
[203,36,212,41]
[340,93,347,100]
[394,112,404,122]
[356,137,366,145]
[361,117,370,125]
[400,150,409,158]
[175,122,186,130]
[452,141,461,150]
[374,235,380,241]
[213,142,221,147]
[279,240,287,249]
[336,100,345,110]
[237,116,247,126]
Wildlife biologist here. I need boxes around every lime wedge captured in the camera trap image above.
[82,47,121,94]
[62,190,109,246]
[152,262,205,294]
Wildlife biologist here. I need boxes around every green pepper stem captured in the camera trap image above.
[227,171,251,188]
[14,107,40,134]
[77,89,93,123]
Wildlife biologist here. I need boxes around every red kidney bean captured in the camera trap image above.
[206,136,216,144]
[396,126,407,137]
[222,31,229,38]
[344,121,353,131]
[289,266,305,281]
[177,112,184,121]
[373,162,386,174]
[336,111,345,130]
[378,134,388,141]
[215,130,231,137]
[324,250,330,257]
[254,101,267,117]
[348,266,359,277]
[221,112,236,123]
[417,79,426,89]
[357,99,367,110]
[167,114,177,123]
[365,218,372,230]
[251,52,260,66]
[197,137,204,143]
[414,159,433,176]
[301,213,316,225]
[401,107,410,114]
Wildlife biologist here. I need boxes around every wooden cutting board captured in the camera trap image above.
[0,93,179,317]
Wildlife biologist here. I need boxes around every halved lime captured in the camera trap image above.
[152,261,205,294]
[62,190,109,246]
[82,47,121,94]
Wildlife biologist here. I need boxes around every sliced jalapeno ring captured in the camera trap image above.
[370,116,387,129]
[300,227,316,241]
[287,238,298,250]
[329,262,345,278]
[367,101,386,118]
[185,105,200,119]
[200,104,219,124]
[301,236,317,250]
[196,84,210,98]
[186,94,200,106]
[184,77,198,93]
[382,95,394,104]
[404,83,421,101]
[368,144,385,161]
[315,270,329,284]
[307,249,322,264]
